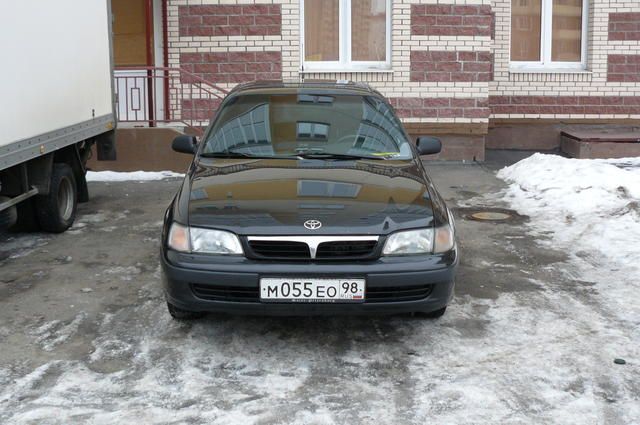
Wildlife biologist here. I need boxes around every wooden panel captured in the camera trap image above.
[490,118,640,126]
[112,0,150,66]
[561,136,640,159]
[561,130,640,143]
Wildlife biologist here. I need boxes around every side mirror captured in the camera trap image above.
[172,135,197,154]
[416,136,442,155]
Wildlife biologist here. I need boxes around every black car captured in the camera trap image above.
[161,81,457,319]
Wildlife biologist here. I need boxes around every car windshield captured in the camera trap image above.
[200,93,413,160]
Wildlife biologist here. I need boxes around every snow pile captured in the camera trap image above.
[86,171,184,182]
[498,153,640,270]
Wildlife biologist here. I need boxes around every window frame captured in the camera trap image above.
[300,0,392,72]
[510,0,589,71]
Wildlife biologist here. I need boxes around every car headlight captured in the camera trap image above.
[383,228,433,255]
[167,223,243,255]
[383,224,455,255]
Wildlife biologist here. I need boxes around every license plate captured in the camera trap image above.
[260,278,365,303]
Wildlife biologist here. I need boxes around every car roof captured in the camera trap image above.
[226,80,385,98]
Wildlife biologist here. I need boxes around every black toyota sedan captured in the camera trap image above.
[161,81,457,319]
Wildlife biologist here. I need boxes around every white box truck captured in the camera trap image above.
[0,0,116,232]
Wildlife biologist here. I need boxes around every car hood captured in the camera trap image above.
[185,158,434,235]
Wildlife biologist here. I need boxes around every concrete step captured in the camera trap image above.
[87,127,192,172]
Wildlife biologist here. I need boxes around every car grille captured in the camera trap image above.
[246,237,380,260]
[248,240,311,258]
[316,240,378,258]
[365,284,433,303]
[191,284,259,302]
[190,283,433,303]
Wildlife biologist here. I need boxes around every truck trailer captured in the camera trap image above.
[0,0,116,232]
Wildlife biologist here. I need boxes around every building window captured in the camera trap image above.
[510,0,587,70]
[297,122,330,140]
[301,0,390,71]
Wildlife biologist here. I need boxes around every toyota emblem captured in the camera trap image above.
[304,219,322,230]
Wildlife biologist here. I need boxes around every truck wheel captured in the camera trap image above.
[167,302,205,320]
[35,163,77,233]
[0,196,18,231]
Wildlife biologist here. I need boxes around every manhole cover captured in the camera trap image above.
[455,207,527,224]
[470,211,512,221]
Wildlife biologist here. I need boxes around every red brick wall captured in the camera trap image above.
[180,52,282,84]
[389,98,490,119]
[608,13,640,41]
[411,5,492,37]
[490,96,640,115]
[607,55,640,82]
[410,51,492,82]
[179,5,281,37]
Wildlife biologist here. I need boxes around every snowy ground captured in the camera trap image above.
[0,156,638,424]
[498,154,640,337]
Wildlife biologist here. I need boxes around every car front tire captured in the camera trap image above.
[415,306,447,319]
[166,301,205,320]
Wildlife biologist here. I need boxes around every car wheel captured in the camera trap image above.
[35,163,77,233]
[167,302,205,320]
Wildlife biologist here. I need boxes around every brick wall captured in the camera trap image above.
[608,54,640,82]
[490,0,640,120]
[167,1,286,127]
[490,96,640,115]
[410,51,492,82]
[180,51,282,84]
[167,0,492,127]
[389,98,490,119]
[411,5,492,37]
[179,5,281,37]
[165,0,639,158]
[165,0,494,159]
[609,12,640,41]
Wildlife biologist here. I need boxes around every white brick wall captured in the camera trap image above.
[166,0,640,123]
[490,0,640,119]
[167,0,493,124]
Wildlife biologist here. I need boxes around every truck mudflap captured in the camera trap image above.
[96,128,117,161]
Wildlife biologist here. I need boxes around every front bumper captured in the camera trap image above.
[161,248,457,316]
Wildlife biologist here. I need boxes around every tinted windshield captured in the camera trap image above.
[201,93,413,160]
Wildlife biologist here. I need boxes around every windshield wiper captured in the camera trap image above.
[200,150,296,159]
[296,152,385,160]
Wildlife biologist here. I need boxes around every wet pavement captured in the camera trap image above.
[0,156,638,424]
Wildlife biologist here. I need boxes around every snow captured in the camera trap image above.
[29,312,87,352]
[497,154,640,327]
[86,171,184,182]
[3,291,639,424]
[498,153,640,269]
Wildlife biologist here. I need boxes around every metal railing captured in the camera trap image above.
[113,66,228,135]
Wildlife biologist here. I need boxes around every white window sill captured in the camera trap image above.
[509,68,591,74]
[300,68,394,74]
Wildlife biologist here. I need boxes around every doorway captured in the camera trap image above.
[112,0,166,123]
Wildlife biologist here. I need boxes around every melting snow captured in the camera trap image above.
[29,312,87,352]
[498,153,640,327]
[498,153,640,268]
